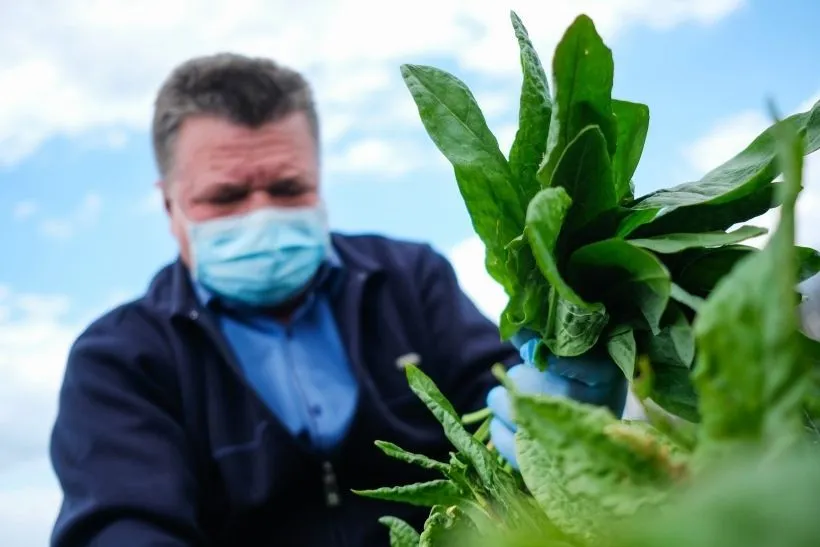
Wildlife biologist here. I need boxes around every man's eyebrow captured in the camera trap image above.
[266,177,311,191]
[189,180,248,199]
[208,181,249,191]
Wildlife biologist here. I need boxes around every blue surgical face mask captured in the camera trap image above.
[186,204,331,307]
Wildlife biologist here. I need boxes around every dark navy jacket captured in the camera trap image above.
[49,233,518,546]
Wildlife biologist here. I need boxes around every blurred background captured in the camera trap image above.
[1,0,819,543]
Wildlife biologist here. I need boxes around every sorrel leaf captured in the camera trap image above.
[400,64,521,291]
[626,182,780,238]
[631,100,820,213]
[525,187,593,308]
[508,10,552,208]
[607,324,637,378]
[513,393,678,542]
[612,451,820,547]
[640,303,695,369]
[548,124,618,231]
[627,225,767,254]
[612,99,650,203]
[537,15,617,186]
[404,365,506,491]
[379,516,421,547]
[353,480,462,507]
[692,108,809,459]
[567,239,672,334]
[374,440,450,475]
[670,283,705,312]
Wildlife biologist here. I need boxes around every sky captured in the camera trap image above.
[2,0,820,543]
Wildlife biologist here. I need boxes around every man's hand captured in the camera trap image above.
[486,329,628,469]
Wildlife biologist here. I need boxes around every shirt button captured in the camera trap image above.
[310,405,323,416]
[188,310,199,320]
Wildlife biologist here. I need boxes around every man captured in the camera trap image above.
[49,53,625,546]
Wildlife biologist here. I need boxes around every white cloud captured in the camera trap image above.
[0,0,746,167]
[682,92,820,250]
[0,285,136,546]
[683,111,769,175]
[38,192,103,240]
[12,200,38,221]
[0,290,76,468]
[326,138,426,178]
[0,480,61,547]
[448,236,509,322]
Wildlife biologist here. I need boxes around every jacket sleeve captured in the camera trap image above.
[416,244,520,415]
[49,308,206,546]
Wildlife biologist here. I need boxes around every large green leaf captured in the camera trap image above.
[612,99,650,203]
[626,182,780,238]
[537,15,617,186]
[548,124,618,231]
[400,64,521,290]
[797,245,820,281]
[643,303,695,369]
[375,440,450,475]
[542,292,610,357]
[379,517,421,547]
[499,235,552,339]
[627,225,767,254]
[525,187,609,356]
[613,451,820,547]
[567,239,672,334]
[648,366,700,423]
[664,243,820,302]
[670,283,705,312]
[691,109,809,459]
[419,505,463,547]
[606,324,637,379]
[663,245,754,297]
[631,100,820,213]
[513,393,679,542]
[525,187,595,308]
[353,479,462,507]
[508,10,552,208]
[404,365,509,493]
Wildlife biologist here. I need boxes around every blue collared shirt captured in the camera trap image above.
[193,250,359,452]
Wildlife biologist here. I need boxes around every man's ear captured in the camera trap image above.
[155,180,172,213]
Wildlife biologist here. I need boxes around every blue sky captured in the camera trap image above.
[2,0,820,318]
[1,0,820,543]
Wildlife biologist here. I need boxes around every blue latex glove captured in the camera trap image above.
[486,329,628,469]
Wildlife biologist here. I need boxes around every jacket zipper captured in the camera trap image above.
[189,308,347,544]
[282,326,344,511]
[322,460,341,507]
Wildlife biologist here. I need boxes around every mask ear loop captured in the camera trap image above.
[167,189,200,279]
[313,198,333,254]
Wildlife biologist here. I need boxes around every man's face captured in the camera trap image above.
[163,111,320,265]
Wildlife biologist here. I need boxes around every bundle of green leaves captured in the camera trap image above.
[353,10,820,547]
[399,11,820,422]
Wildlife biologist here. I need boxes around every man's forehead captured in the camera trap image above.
[173,114,318,180]
[177,112,314,149]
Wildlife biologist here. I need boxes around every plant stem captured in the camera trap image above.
[462,406,492,424]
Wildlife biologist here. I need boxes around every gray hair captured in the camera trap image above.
[151,52,319,179]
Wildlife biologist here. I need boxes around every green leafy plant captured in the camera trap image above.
[400,12,820,423]
[354,10,820,547]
